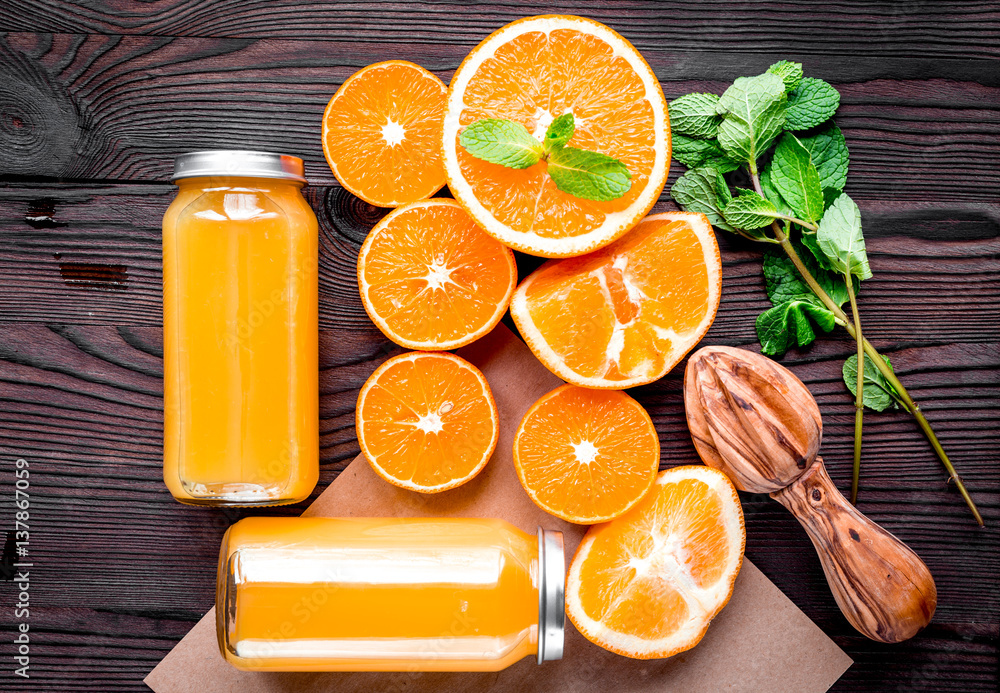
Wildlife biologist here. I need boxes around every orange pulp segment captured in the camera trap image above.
[511,211,721,388]
[566,465,745,658]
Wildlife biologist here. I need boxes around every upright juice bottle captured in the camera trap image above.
[216,517,565,671]
[162,151,318,506]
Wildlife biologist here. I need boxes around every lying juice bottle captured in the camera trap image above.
[162,151,318,506]
[216,517,565,672]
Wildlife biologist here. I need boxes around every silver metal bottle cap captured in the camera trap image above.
[537,527,565,664]
[172,150,307,183]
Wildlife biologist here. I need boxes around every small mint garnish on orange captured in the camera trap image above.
[459,113,631,202]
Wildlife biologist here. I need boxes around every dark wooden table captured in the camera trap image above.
[0,2,997,691]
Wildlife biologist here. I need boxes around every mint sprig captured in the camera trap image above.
[668,60,983,525]
[458,114,631,202]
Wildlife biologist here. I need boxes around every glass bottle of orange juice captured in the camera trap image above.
[162,151,318,506]
[216,517,565,672]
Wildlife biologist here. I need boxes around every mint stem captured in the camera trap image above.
[748,170,983,525]
[775,213,818,231]
[845,272,864,505]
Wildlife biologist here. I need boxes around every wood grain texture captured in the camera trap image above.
[0,32,997,198]
[684,344,825,493]
[0,323,996,692]
[0,2,998,691]
[0,1,998,59]
[1,184,998,343]
[774,457,937,644]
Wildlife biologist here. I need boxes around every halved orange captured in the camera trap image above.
[566,465,745,659]
[511,211,721,389]
[443,15,670,258]
[356,352,498,493]
[357,199,517,350]
[513,385,659,524]
[323,60,447,207]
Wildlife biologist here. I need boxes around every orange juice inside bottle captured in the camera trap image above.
[162,151,318,506]
[216,517,565,672]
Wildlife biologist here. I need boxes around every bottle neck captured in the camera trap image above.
[537,527,565,664]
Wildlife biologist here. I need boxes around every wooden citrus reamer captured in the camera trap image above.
[684,345,936,643]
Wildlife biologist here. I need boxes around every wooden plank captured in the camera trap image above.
[1,184,998,347]
[0,32,998,197]
[0,322,996,691]
[0,1,998,59]
[0,5,997,691]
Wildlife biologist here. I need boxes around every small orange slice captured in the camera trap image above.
[357,199,517,350]
[511,211,721,389]
[356,352,498,493]
[513,385,659,523]
[567,465,745,659]
[323,60,447,207]
[443,15,670,258]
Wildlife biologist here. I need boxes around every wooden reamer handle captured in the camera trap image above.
[771,457,937,643]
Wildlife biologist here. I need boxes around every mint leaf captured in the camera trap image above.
[817,193,872,280]
[672,134,741,172]
[704,153,742,174]
[716,171,733,207]
[716,73,788,164]
[460,115,634,202]
[800,230,838,272]
[671,167,734,232]
[763,245,853,308]
[785,77,840,131]
[672,135,723,167]
[823,187,842,210]
[669,93,722,138]
[460,118,543,169]
[770,133,825,223]
[844,354,904,411]
[757,295,837,356]
[547,146,631,201]
[759,165,795,217]
[798,122,849,191]
[723,190,779,229]
[544,113,574,152]
[768,60,804,92]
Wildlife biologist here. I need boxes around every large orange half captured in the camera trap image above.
[323,60,447,207]
[566,465,745,659]
[443,15,670,258]
[511,211,722,389]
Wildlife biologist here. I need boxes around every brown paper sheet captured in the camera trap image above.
[145,324,852,693]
